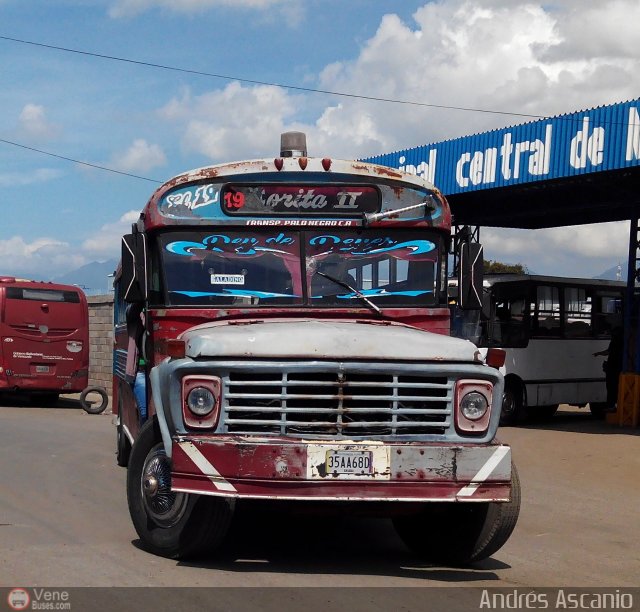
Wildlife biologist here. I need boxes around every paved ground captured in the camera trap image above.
[0,397,638,608]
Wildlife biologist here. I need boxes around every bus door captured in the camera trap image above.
[1,286,89,391]
[488,283,529,347]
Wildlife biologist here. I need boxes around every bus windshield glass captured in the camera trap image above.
[157,229,441,307]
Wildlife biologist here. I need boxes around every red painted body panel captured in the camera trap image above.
[170,438,511,502]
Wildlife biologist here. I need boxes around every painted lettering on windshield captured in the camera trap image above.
[308,234,435,256]
[166,232,296,257]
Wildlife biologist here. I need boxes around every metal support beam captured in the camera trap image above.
[624,218,640,373]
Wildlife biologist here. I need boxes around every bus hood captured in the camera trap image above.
[181,319,480,363]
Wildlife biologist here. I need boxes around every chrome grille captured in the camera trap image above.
[222,369,453,437]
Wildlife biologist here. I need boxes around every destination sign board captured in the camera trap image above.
[221,184,381,216]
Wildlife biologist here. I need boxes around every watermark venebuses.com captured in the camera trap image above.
[6,588,70,611]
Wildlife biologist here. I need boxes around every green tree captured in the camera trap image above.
[484,259,528,274]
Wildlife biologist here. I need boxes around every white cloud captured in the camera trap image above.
[539,0,640,62]
[160,82,299,161]
[0,168,62,187]
[154,1,640,161]
[0,211,142,279]
[18,104,59,140]
[110,139,166,173]
[307,0,640,156]
[0,236,86,279]
[108,0,294,19]
[154,0,639,163]
[81,210,140,259]
[482,221,630,277]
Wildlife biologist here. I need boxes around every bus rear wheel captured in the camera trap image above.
[127,419,234,559]
[500,383,524,425]
[393,464,521,565]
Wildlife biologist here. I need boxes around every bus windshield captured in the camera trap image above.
[157,229,442,307]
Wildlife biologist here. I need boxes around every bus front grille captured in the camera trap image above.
[222,369,452,437]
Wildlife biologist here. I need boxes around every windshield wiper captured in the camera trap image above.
[315,271,383,316]
[363,196,437,226]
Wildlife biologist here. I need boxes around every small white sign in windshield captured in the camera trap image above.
[211,274,245,285]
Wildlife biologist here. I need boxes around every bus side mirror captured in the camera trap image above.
[121,233,148,303]
[458,242,483,310]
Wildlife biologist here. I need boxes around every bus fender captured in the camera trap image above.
[149,364,174,458]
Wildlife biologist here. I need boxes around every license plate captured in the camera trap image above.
[307,445,390,480]
[35,365,50,373]
[325,450,373,475]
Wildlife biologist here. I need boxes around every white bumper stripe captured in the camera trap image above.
[457,445,510,497]
[178,441,237,492]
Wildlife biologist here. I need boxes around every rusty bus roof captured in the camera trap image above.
[137,156,451,231]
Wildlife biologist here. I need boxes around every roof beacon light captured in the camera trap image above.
[280,131,307,158]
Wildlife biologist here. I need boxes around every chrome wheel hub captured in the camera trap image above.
[141,445,189,528]
[143,475,159,497]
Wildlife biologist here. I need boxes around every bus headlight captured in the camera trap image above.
[182,375,222,429]
[187,387,215,416]
[455,380,493,435]
[460,391,489,420]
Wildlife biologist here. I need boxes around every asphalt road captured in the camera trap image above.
[0,396,638,608]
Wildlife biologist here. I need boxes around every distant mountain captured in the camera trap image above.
[594,262,627,281]
[53,259,118,295]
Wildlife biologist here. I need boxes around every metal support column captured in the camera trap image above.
[614,218,640,426]
[623,218,640,373]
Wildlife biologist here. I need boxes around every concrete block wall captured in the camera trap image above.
[87,294,114,394]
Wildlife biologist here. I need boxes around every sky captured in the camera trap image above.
[1,0,639,281]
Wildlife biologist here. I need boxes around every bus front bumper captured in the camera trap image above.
[170,437,512,502]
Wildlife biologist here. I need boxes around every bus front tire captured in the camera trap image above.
[127,419,234,559]
[393,464,521,565]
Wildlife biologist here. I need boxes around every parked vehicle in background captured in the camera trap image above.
[0,276,90,406]
[113,132,520,565]
[451,274,625,423]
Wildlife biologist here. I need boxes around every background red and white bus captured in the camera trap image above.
[0,276,90,406]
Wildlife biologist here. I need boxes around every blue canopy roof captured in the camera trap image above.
[363,99,640,229]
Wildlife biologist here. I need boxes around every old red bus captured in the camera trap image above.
[113,132,519,565]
